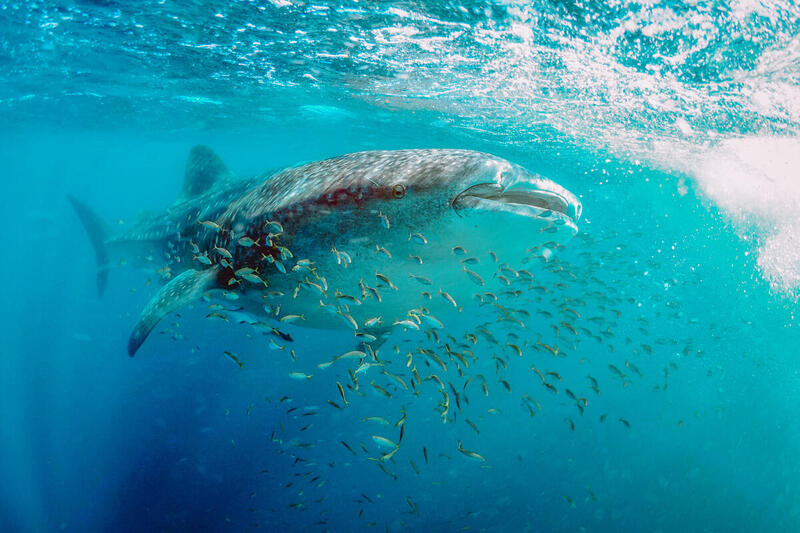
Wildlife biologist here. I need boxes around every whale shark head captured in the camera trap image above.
[351,149,580,227]
[362,150,582,267]
[289,149,580,249]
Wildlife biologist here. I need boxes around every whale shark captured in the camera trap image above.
[69,146,582,356]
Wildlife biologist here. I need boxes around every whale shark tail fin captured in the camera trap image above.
[128,266,220,356]
[178,145,232,202]
[67,194,110,296]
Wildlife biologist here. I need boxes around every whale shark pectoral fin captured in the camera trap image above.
[178,145,233,202]
[128,266,220,357]
[67,194,110,296]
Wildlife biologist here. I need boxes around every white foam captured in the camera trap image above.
[693,136,800,293]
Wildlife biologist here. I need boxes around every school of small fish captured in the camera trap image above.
[144,208,707,531]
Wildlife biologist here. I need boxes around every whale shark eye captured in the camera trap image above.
[392,184,406,199]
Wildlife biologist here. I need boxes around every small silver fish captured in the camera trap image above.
[409,273,433,285]
[409,232,428,245]
[393,319,420,330]
[198,220,222,231]
[238,236,258,247]
[463,268,485,286]
[194,253,212,265]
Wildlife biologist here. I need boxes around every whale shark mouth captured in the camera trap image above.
[453,181,582,223]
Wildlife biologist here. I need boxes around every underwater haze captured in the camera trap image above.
[2,1,800,532]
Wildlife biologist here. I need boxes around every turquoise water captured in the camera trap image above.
[2,2,800,532]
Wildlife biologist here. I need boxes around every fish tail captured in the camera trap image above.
[67,194,110,296]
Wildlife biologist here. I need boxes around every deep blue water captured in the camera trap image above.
[2,2,800,532]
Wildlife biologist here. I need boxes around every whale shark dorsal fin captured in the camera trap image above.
[128,267,220,356]
[179,145,231,202]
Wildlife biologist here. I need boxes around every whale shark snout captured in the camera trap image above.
[452,167,582,230]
